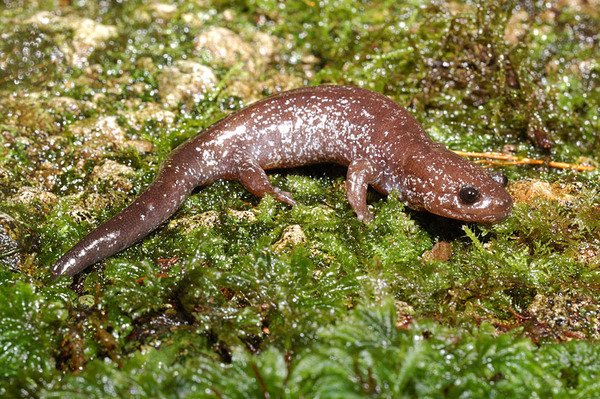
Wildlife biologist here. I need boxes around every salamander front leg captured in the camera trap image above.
[238,158,296,206]
[346,159,379,223]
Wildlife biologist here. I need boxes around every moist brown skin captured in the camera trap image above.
[52,85,513,278]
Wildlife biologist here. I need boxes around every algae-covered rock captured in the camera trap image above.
[67,115,127,164]
[121,102,176,131]
[273,224,306,252]
[224,73,305,103]
[194,27,278,74]
[0,213,21,272]
[510,180,577,205]
[158,60,217,108]
[26,11,118,68]
[526,291,600,340]
[10,187,58,214]
[0,94,59,134]
[91,160,135,192]
[149,2,178,19]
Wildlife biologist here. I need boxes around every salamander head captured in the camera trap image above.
[400,146,513,223]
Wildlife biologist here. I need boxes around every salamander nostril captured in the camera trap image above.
[490,172,508,187]
[459,186,480,204]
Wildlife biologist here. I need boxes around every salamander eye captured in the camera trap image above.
[459,186,480,204]
[490,172,508,187]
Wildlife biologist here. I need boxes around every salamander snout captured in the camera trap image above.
[454,181,513,223]
[401,149,513,223]
[457,171,512,222]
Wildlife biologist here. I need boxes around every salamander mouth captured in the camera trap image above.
[431,207,512,223]
[467,209,512,223]
[431,197,513,223]
[422,190,513,223]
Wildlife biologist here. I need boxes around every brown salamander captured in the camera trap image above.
[52,85,512,278]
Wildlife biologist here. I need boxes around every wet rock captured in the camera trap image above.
[66,192,121,221]
[181,10,213,29]
[47,96,87,116]
[510,180,576,205]
[120,102,176,131]
[194,27,278,74]
[149,2,178,19]
[72,115,125,142]
[222,9,236,22]
[91,160,135,192]
[273,225,306,252]
[224,74,303,103]
[124,139,154,154]
[34,149,69,191]
[395,301,415,329]
[526,291,600,340]
[26,11,118,68]
[196,211,220,228]
[157,60,217,108]
[422,241,453,262]
[0,213,21,272]
[504,10,529,45]
[68,115,127,164]
[136,56,157,72]
[577,241,599,267]
[195,27,252,67]
[68,18,118,68]
[228,209,257,222]
[168,211,220,232]
[253,31,278,61]
[10,186,59,214]
[1,94,59,134]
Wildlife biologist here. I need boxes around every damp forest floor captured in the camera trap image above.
[0,0,599,397]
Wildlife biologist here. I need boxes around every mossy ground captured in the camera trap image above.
[1,0,599,397]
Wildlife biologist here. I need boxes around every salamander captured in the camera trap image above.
[51,85,512,278]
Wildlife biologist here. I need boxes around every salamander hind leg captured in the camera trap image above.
[237,157,296,206]
[346,159,379,223]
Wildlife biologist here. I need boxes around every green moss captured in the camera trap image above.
[30,302,600,398]
[0,281,69,396]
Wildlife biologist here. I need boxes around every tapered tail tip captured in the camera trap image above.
[51,256,77,279]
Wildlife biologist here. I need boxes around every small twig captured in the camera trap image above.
[453,151,596,172]
[507,307,530,321]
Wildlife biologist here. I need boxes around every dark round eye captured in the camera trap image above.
[459,186,480,204]
[490,172,508,187]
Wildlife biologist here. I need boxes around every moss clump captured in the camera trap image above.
[28,302,600,398]
[0,281,69,396]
